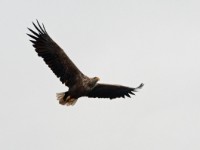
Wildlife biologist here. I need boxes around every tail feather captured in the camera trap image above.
[56,92,66,105]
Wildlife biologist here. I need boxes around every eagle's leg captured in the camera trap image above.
[56,92,77,106]
[66,98,78,106]
[56,91,69,105]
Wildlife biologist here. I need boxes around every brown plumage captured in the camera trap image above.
[27,20,144,106]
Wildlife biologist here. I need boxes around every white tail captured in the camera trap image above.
[56,92,77,106]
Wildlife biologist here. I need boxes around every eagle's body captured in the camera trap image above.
[27,20,144,106]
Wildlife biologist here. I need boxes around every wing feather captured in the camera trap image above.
[27,20,83,86]
[87,83,144,99]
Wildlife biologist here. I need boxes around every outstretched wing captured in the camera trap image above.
[27,20,83,87]
[87,83,144,99]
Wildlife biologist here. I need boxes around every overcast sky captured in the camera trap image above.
[0,0,200,150]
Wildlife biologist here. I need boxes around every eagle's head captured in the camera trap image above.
[93,77,100,82]
[88,77,100,87]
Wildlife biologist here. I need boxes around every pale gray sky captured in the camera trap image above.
[0,0,200,150]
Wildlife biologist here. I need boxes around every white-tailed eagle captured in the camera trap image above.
[27,20,144,106]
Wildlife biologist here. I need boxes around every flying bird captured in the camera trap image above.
[27,20,144,106]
